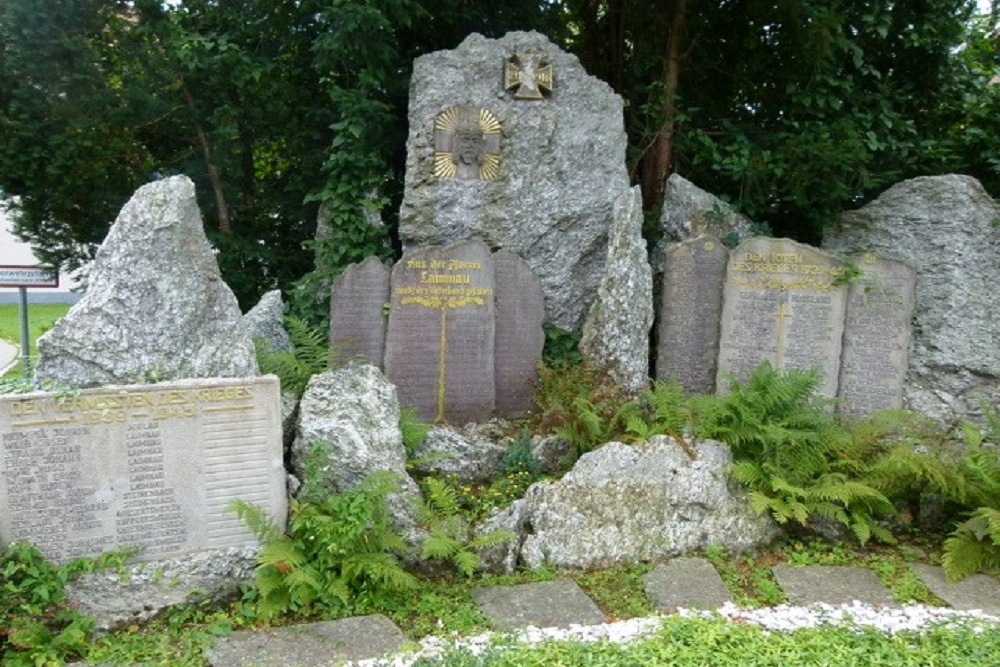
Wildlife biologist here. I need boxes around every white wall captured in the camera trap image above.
[0,206,81,303]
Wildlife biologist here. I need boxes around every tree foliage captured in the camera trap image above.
[0,0,996,307]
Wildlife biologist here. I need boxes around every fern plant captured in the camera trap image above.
[230,444,416,619]
[696,362,898,544]
[255,316,331,397]
[941,409,1000,581]
[417,477,514,577]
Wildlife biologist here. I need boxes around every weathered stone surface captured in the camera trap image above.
[207,615,407,667]
[34,176,257,386]
[410,424,508,484]
[244,290,292,354]
[717,237,848,397]
[472,579,606,630]
[518,437,780,570]
[1,376,286,563]
[530,434,573,474]
[291,365,422,543]
[771,565,897,607]
[67,546,257,633]
[837,255,917,418]
[580,186,653,393]
[655,236,728,393]
[823,175,1000,427]
[475,499,528,574]
[911,564,1000,615]
[329,256,390,368]
[654,174,755,271]
[399,31,630,330]
[384,240,496,424]
[493,250,545,418]
[643,558,733,612]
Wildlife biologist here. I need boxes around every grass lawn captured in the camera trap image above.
[0,302,70,376]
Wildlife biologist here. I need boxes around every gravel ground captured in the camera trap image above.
[348,603,1000,667]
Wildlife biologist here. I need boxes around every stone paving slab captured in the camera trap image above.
[772,565,896,607]
[912,564,1000,615]
[644,557,733,612]
[205,615,407,667]
[472,579,607,630]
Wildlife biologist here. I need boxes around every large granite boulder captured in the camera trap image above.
[823,175,1000,427]
[398,31,630,330]
[506,437,780,570]
[409,423,509,484]
[580,186,653,393]
[244,289,293,354]
[292,364,423,545]
[653,174,755,271]
[34,176,257,387]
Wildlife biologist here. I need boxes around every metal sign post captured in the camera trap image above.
[0,265,59,377]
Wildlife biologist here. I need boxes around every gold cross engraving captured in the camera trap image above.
[773,301,794,368]
[504,54,553,100]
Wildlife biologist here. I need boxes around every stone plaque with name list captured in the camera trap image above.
[656,236,728,394]
[0,376,286,563]
[717,238,849,397]
[837,255,916,418]
[493,249,545,418]
[329,256,390,369]
[384,240,496,424]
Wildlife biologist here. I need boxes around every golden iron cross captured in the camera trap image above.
[773,302,794,368]
[504,54,553,100]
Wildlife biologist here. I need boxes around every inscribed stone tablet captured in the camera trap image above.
[329,257,390,368]
[837,255,916,418]
[384,240,496,423]
[0,376,286,563]
[655,236,728,394]
[717,238,848,397]
[493,250,545,418]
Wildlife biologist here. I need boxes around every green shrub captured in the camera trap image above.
[1,542,127,666]
[254,316,330,397]
[417,477,514,577]
[230,443,417,619]
[941,407,1000,580]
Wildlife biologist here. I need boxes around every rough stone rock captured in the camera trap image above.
[653,174,755,271]
[530,434,573,474]
[34,176,257,387]
[292,364,423,545]
[580,186,653,393]
[518,437,780,570]
[410,424,508,484]
[399,31,630,330]
[823,175,1000,427]
[65,546,257,633]
[244,289,293,353]
[475,499,529,574]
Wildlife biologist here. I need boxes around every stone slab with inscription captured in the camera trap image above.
[837,255,916,418]
[656,235,728,394]
[493,250,545,418]
[717,238,848,397]
[0,376,286,563]
[384,240,496,424]
[329,256,391,368]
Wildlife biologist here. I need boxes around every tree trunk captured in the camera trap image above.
[640,0,688,209]
[180,78,231,234]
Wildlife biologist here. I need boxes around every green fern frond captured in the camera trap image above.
[454,550,481,578]
[468,528,516,551]
[422,532,462,560]
[422,477,463,519]
[227,499,283,543]
[942,519,1000,582]
[255,315,330,396]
